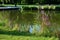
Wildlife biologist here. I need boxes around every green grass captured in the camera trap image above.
[0,34,59,40]
[0,29,59,40]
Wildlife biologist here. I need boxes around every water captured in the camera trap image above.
[0,10,60,33]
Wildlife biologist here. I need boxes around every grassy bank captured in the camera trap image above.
[0,29,59,40]
[0,34,59,40]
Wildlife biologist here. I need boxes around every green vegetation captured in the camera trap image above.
[0,0,60,5]
[0,34,59,40]
[0,8,60,40]
[0,0,60,40]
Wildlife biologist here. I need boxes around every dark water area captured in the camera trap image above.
[0,10,60,35]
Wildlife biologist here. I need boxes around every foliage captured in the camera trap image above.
[0,0,60,5]
[0,34,58,40]
[0,34,59,40]
[0,7,60,39]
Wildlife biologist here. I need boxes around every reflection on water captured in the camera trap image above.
[0,10,60,33]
